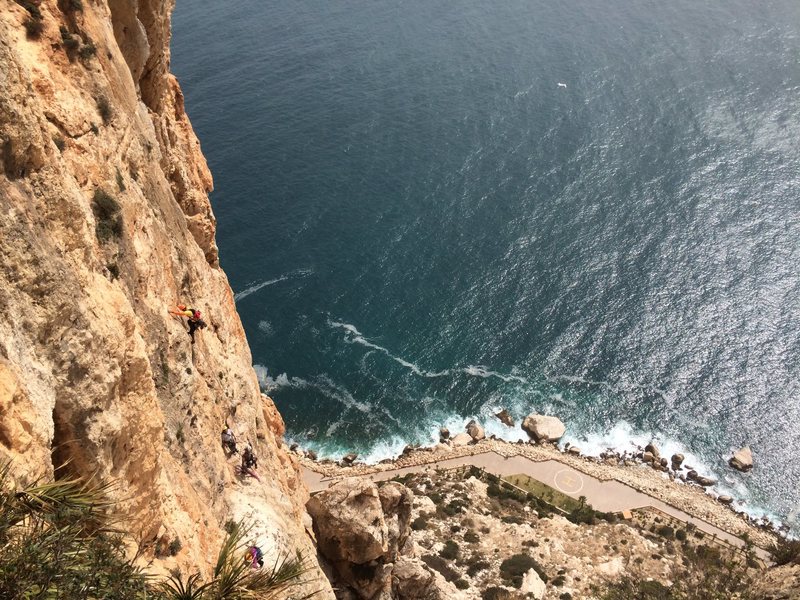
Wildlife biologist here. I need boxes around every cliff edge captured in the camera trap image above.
[0,1,332,593]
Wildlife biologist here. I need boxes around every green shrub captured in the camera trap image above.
[466,559,490,577]
[552,575,566,587]
[427,491,443,505]
[772,537,800,566]
[455,579,469,590]
[96,96,112,124]
[16,0,42,19]
[657,525,675,539]
[23,16,44,38]
[481,587,512,600]
[53,136,66,152]
[411,515,429,531]
[92,188,122,242]
[176,424,185,444]
[107,263,119,280]
[560,594,573,600]
[421,554,459,583]
[0,465,151,598]
[464,530,480,543]
[78,40,96,61]
[60,26,80,58]
[168,537,182,556]
[499,553,547,588]
[439,540,460,560]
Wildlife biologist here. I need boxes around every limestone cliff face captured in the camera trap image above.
[0,1,332,593]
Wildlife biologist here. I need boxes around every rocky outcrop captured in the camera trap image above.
[466,419,485,441]
[521,414,565,442]
[0,1,331,593]
[308,478,435,599]
[671,453,685,470]
[729,446,753,472]
[495,409,514,427]
[451,432,473,446]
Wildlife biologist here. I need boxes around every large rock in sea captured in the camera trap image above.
[466,419,485,441]
[729,446,753,472]
[521,414,566,442]
[671,453,685,470]
[307,478,416,599]
[495,409,515,427]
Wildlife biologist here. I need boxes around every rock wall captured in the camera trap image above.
[0,1,333,594]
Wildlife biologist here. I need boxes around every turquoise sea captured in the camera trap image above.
[172,0,800,527]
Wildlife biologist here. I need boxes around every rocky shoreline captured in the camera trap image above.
[294,414,780,550]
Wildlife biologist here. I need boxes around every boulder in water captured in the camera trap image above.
[729,446,753,472]
[466,419,485,441]
[645,443,660,459]
[671,453,684,469]
[521,414,566,442]
[495,409,515,427]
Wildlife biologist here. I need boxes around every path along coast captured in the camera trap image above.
[298,437,778,557]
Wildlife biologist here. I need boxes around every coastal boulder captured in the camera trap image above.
[645,443,660,459]
[439,427,450,441]
[729,447,753,472]
[451,433,473,446]
[342,452,358,465]
[495,409,515,427]
[671,453,684,470]
[466,420,485,441]
[521,415,566,442]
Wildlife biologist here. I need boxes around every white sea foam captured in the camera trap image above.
[329,320,450,378]
[235,276,289,301]
[463,365,528,384]
[235,268,313,302]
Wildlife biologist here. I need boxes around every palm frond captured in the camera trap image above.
[159,571,210,600]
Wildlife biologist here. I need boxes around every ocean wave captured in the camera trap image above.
[328,320,451,378]
[234,268,313,302]
[463,365,528,384]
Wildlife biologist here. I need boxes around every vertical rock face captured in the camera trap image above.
[0,2,332,594]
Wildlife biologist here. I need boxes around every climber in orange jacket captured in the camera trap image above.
[168,304,207,344]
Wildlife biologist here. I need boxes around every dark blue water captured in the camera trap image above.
[172,0,800,525]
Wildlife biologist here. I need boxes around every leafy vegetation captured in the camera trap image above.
[771,537,800,566]
[160,521,318,600]
[499,553,548,588]
[92,188,123,242]
[439,540,460,560]
[96,96,113,124]
[0,463,150,599]
[0,463,316,600]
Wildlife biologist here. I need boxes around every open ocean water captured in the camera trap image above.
[172,0,800,527]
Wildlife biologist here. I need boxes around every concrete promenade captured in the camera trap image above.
[302,451,771,561]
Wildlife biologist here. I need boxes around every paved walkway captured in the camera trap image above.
[302,451,771,561]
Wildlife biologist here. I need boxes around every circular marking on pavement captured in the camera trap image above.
[553,469,584,495]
